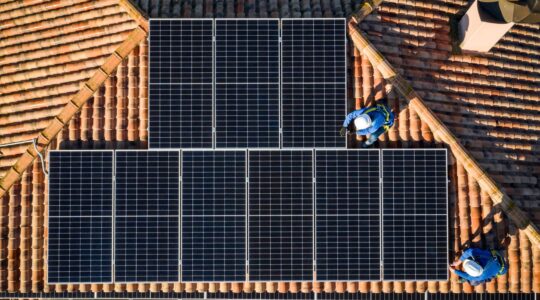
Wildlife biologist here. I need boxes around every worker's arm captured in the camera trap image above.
[459,248,490,261]
[458,248,476,261]
[356,113,385,135]
[342,108,368,127]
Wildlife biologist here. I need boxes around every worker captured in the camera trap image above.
[449,247,508,286]
[339,99,395,148]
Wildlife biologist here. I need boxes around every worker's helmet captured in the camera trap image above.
[463,259,483,277]
[354,114,372,130]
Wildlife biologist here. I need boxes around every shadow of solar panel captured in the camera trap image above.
[315,150,381,281]
[48,151,113,283]
[114,151,180,282]
[215,19,280,148]
[382,149,448,281]
[181,151,246,282]
[149,19,213,149]
[281,19,347,148]
[248,150,313,281]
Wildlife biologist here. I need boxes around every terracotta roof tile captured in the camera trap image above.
[1,0,539,295]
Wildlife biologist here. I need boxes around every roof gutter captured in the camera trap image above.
[348,21,540,248]
[0,26,148,199]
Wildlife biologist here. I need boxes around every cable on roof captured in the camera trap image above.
[33,138,49,177]
[0,139,35,149]
[0,139,35,158]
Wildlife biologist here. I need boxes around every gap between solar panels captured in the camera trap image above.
[47,149,448,283]
[148,18,347,149]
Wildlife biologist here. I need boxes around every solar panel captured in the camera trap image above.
[281,19,347,148]
[315,150,380,281]
[381,149,448,281]
[181,150,246,282]
[215,19,280,148]
[248,150,313,281]
[149,19,213,149]
[114,151,180,282]
[48,151,113,283]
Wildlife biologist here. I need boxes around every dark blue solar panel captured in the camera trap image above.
[382,149,448,281]
[115,151,180,282]
[248,150,313,281]
[315,150,380,281]
[149,19,213,149]
[181,151,246,282]
[382,149,448,215]
[48,151,113,283]
[149,84,212,149]
[215,19,280,148]
[149,19,213,84]
[281,19,347,148]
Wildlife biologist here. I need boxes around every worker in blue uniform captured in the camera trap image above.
[449,247,508,286]
[340,99,395,148]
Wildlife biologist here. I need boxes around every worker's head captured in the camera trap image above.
[354,114,372,130]
[463,259,483,277]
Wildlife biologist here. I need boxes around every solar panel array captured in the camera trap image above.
[48,151,113,283]
[50,18,448,285]
[215,19,280,148]
[281,19,347,148]
[248,150,314,281]
[382,149,448,281]
[149,18,346,149]
[181,151,246,282]
[315,150,381,281]
[114,151,180,282]
[48,149,447,283]
[149,19,214,149]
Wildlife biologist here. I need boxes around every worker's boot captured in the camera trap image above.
[361,141,376,148]
[361,136,378,148]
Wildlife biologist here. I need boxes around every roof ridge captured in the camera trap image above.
[116,0,149,33]
[348,20,540,249]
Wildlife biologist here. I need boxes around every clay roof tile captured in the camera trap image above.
[1,0,539,295]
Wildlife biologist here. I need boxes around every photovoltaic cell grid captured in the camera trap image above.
[149,19,213,149]
[48,151,113,283]
[181,151,246,282]
[114,151,180,282]
[382,149,448,281]
[315,150,381,281]
[281,19,347,148]
[215,19,280,148]
[248,151,313,281]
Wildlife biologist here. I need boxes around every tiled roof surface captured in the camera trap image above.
[0,0,138,176]
[358,1,540,222]
[0,0,539,296]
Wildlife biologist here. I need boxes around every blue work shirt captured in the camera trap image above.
[454,248,508,286]
[342,104,394,135]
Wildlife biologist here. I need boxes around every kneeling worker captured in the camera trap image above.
[449,247,508,286]
[340,99,395,148]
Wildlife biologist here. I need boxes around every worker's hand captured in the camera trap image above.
[450,260,462,267]
[339,127,348,137]
[448,265,456,273]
